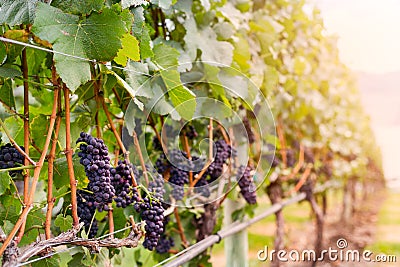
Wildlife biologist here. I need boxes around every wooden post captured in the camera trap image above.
[224,142,249,267]
[224,199,248,267]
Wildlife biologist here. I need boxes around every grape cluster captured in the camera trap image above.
[111,160,140,208]
[148,171,165,200]
[77,132,115,212]
[0,143,25,176]
[155,216,174,254]
[207,140,235,181]
[192,156,210,197]
[156,235,174,254]
[77,190,98,238]
[152,136,163,151]
[236,165,257,204]
[320,164,332,178]
[304,148,315,164]
[139,196,165,250]
[242,116,255,144]
[286,149,296,168]
[184,125,198,140]
[155,149,190,200]
[194,176,210,197]
[264,144,280,167]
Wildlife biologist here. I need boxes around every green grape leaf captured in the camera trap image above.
[114,33,140,66]
[0,195,22,223]
[184,17,234,65]
[145,83,180,120]
[161,69,196,120]
[105,69,144,110]
[3,116,23,145]
[0,171,11,196]
[197,98,232,119]
[153,43,180,69]
[0,65,22,78]
[0,41,6,64]
[32,3,126,91]
[20,208,46,246]
[2,220,14,234]
[153,0,173,10]
[0,0,38,26]
[124,61,153,98]
[30,114,49,150]
[54,214,73,232]
[111,247,137,266]
[0,78,15,110]
[122,0,149,9]
[51,0,103,15]
[31,255,60,267]
[132,7,154,59]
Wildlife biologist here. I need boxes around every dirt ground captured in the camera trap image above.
[211,188,400,267]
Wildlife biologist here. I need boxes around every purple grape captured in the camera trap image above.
[0,143,25,176]
[77,132,115,212]
[236,165,257,204]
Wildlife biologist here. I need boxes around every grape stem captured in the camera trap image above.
[93,65,102,139]
[132,130,149,186]
[0,87,60,257]
[20,46,31,242]
[282,144,305,181]
[45,87,62,239]
[9,177,25,206]
[217,124,230,145]
[208,118,213,161]
[63,86,80,227]
[181,134,193,185]
[100,95,139,188]
[173,208,188,247]
[147,114,163,146]
[288,164,313,195]
[108,207,114,238]
[0,165,35,173]
[276,117,287,167]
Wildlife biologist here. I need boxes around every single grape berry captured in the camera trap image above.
[0,143,25,176]
[77,132,115,212]
[236,165,257,204]
[77,190,98,238]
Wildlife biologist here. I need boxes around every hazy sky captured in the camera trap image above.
[313,0,400,184]
[315,0,400,74]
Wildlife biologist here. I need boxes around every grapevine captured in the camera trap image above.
[0,0,386,266]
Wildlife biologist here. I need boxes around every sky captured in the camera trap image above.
[315,0,400,73]
[312,0,400,185]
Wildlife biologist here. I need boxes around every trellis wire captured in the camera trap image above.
[15,181,339,266]
[0,37,151,76]
[161,181,340,267]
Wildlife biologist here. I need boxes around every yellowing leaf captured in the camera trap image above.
[114,33,140,66]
